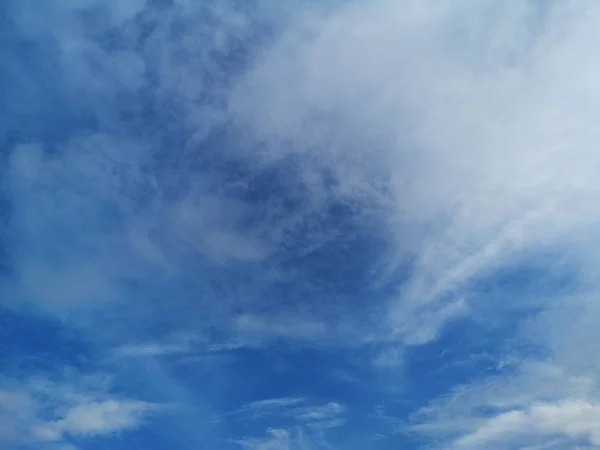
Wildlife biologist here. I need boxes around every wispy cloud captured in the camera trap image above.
[229,397,346,429]
[4,0,600,448]
[230,397,344,425]
[227,1,600,447]
[114,343,192,358]
[228,396,346,447]
[232,428,313,450]
[232,397,306,419]
[295,402,344,423]
[233,314,328,344]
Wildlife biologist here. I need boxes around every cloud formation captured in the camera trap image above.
[226,396,346,448]
[3,0,600,448]
[0,374,159,449]
[230,396,345,427]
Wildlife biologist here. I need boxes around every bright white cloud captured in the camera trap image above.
[227,1,600,446]
[230,0,600,334]
[450,399,600,449]
[35,399,156,441]
[0,375,159,449]
[409,362,600,448]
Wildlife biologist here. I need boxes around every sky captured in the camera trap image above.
[2,0,600,449]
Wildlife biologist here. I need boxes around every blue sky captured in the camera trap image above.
[2,0,600,449]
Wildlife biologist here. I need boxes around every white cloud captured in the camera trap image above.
[233,427,331,450]
[170,193,270,264]
[8,143,44,181]
[450,400,600,449]
[233,397,306,419]
[295,402,344,422]
[230,396,346,443]
[6,0,600,448]
[233,428,297,450]
[35,399,156,441]
[234,314,328,343]
[0,374,160,449]
[225,1,600,445]
[228,0,600,345]
[58,0,146,24]
[114,343,191,358]
[409,361,600,449]
[7,0,600,348]
[0,390,37,442]
[219,2,600,447]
